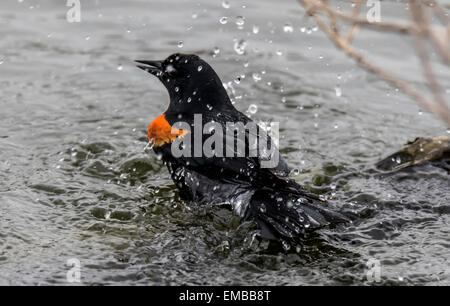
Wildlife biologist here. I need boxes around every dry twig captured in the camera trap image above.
[298,0,450,127]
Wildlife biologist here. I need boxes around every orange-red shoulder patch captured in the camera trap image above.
[148,114,188,147]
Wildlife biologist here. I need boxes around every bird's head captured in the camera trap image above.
[135,53,232,116]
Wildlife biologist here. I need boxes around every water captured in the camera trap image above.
[0,0,449,285]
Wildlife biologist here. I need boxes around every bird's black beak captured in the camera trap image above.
[135,60,163,76]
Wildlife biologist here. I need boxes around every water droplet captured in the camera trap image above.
[281,96,286,103]
[175,87,179,92]
[252,73,261,82]
[395,156,402,164]
[144,141,154,151]
[187,97,192,103]
[117,65,123,71]
[234,76,241,84]
[247,104,258,114]
[233,39,247,55]
[252,25,259,34]
[282,240,291,251]
[283,23,293,33]
[276,50,283,56]
[335,85,342,97]
[235,16,245,27]
[206,104,213,110]
[219,17,228,24]
[177,41,183,48]
[85,35,91,41]
[191,12,198,19]
[197,65,203,72]
[300,27,306,33]
[213,46,220,55]
[222,0,230,9]
[243,61,249,68]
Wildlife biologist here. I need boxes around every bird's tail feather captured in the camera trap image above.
[245,189,347,240]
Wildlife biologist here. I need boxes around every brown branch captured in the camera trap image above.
[302,0,415,34]
[426,0,450,64]
[345,1,362,43]
[409,0,448,119]
[298,0,450,127]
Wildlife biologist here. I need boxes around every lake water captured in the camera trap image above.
[0,0,449,285]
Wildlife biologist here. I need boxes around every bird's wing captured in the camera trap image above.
[156,108,320,199]
[203,110,291,175]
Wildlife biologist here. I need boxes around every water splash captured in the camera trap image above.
[235,16,245,28]
[252,72,261,82]
[233,39,247,55]
[247,104,258,114]
[283,23,293,33]
[219,16,228,24]
[335,85,342,97]
[144,141,154,151]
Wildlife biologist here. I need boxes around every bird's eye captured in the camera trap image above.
[165,64,176,75]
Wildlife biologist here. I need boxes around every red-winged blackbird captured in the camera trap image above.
[136,53,346,240]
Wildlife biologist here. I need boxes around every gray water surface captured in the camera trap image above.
[0,0,449,285]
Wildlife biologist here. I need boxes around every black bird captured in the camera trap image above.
[136,53,346,240]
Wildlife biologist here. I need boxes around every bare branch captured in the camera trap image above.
[298,0,450,127]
